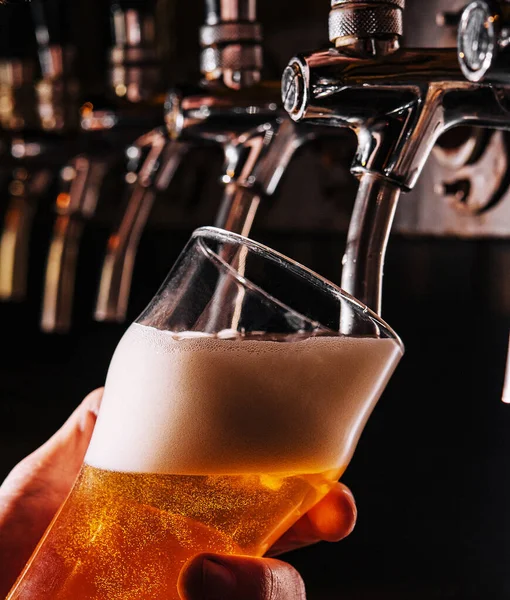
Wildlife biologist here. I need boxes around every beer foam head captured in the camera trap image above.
[85,323,402,475]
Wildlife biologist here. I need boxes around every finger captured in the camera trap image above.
[178,553,306,600]
[267,482,356,556]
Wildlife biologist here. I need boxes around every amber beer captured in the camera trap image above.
[7,323,402,600]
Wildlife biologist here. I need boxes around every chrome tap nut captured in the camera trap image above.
[281,63,304,116]
[329,0,405,47]
[458,1,498,82]
[458,0,510,83]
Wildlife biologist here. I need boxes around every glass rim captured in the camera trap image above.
[192,227,404,351]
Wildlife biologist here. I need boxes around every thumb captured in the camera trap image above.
[178,554,306,600]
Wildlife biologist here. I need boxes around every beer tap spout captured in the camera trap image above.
[340,174,400,319]
[95,130,190,323]
[41,156,108,333]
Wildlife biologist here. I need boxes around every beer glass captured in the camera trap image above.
[7,227,404,600]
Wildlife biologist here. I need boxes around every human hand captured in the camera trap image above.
[0,388,103,596]
[0,388,357,599]
[178,482,356,600]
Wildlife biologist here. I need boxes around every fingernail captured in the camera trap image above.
[341,488,357,533]
[202,558,236,600]
[87,389,103,417]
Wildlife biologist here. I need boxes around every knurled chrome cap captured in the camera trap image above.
[329,0,405,47]
[200,22,262,47]
[199,21,263,86]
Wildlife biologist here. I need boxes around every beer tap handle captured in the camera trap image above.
[0,168,51,300]
[41,156,108,333]
[31,0,63,78]
[201,0,263,89]
[30,0,74,85]
[95,130,189,323]
[109,0,162,103]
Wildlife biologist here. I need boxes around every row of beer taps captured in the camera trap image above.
[1,0,510,336]
[0,0,165,331]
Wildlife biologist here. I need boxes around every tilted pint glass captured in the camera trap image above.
[7,228,404,600]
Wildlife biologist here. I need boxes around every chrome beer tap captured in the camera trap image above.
[94,125,178,322]
[95,0,344,323]
[187,0,344,235]
[0,1,77,303]
[455,0,510,406]
[95,0,273,323]
[40,1,165,333]
[281,0,510,327]
[94,0,191,324]
[0,56,40,301]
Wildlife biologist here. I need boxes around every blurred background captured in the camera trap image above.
[0,0,509,598]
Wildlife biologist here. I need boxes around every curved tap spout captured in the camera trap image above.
[214,117,328,235]
[340,173,400,319]
[95,129,190,323]
[214,119,280,234]
[41,155,108,333]
[0,167,52,301]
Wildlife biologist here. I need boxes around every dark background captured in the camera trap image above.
[0,1,510,599]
